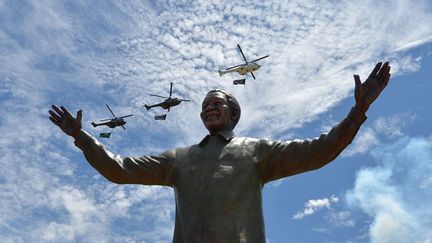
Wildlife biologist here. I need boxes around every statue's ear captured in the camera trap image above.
[231,107,240,121]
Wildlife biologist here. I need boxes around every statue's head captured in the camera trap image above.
[200,89,241,134]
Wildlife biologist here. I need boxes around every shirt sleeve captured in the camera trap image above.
[256,106,367,184]
[74,130,175,186]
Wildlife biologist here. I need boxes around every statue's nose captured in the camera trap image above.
[204,104,217,111]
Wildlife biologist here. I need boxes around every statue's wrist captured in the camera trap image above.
[70,128,82,139]
[355,103,368,113]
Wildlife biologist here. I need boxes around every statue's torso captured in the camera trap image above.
[172,136,265,243]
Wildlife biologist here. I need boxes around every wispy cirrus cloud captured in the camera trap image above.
[68,0,432,139]
[374,112,418,138]
[343,111,418,156]
[395,35,432,52]
[325,210,355,228]
[343,127,380,157]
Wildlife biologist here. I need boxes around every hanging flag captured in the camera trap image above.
[155,114,167,120]
[233,79,246,85]
[99,132,111,138]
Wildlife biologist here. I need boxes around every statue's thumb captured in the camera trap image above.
[77,110,83,122]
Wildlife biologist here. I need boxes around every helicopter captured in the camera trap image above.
[91,104,133,130]
[144,82,191,112]
[218,44,269,80]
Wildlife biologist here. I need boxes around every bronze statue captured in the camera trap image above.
[49,62,391,243]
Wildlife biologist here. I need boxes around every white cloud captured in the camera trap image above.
[56,0,432,140]
[267,177,289,188]
[326,211,355,228]
[41,186,103,242]
[374,112,417,138]
[395,35,432,52]
[0,99,174,242]
[292,195,339,220]
[35,185,174,242]
[343,111,419,156]
[346,137,432,243]
[420,177,432,189]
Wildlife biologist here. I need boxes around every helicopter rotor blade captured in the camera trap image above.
[250,55,269,63]
[225,64,243,70]
[119,114,133,119]
[169,82,173,98]
[149,94,169,99]
[251,72,256,79]
[237,44,248,63]
[121,125,126,130]
[106,104,117,118]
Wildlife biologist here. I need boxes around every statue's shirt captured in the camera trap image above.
[75,107,366,243]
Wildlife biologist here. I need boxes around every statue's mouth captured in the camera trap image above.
[205,111,220,120]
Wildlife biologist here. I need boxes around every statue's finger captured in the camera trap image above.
[49,110,62,122]
[49,115,60,126]
[354,74,362,93]
[376,62,389,79]
[60,106,73,118]
[368,62,382,79]
[354,75,361,86]
[382,72,391,89]
[76,110,83,122]
[378,65,391,88]
[52,105,66,118]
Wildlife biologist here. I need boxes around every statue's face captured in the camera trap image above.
[201,92,233,133]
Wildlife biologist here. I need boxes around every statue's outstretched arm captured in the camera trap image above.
[49,105,174,186]
[257,62,391,183]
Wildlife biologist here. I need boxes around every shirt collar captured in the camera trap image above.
[199,130,235,146]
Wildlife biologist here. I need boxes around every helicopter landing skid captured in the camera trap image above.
[154,114,167,120]
[233,79,246,85]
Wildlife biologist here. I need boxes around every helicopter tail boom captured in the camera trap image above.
[218,69,236,77]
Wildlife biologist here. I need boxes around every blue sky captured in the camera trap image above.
[1,1,431,242]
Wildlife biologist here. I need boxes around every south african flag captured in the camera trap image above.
[99,132,111,138]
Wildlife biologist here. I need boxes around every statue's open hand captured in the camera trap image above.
[354,62,391,113]
[49,105,82,138]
